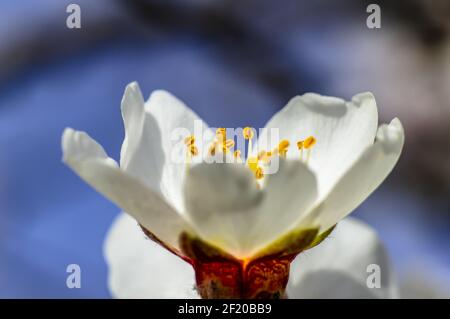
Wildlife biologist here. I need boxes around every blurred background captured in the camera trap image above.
[0,0,449,298]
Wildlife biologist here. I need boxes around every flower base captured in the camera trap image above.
[142,225,334,299]
[180,233,296,299]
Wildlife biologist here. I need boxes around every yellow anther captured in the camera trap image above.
[216,127,226,137]
[216,128,227,145]
[208,141,218,156]
[189,145,199,156]
[219,139,234,154]
[278,140,290,151]
[278,140,290,158]
[247,156,258,172]
[243,127,254,140]
[304,136,316,149]
[234,150,241,159]
[184,135,195,146]
[185,136,197,168]
[255,166,264,180]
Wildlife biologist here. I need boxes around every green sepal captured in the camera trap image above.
[251,228,319,260]
[305,225,336,250]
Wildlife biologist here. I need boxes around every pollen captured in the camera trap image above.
[255,166,264,179]
[303,136,316,149]
[189,145,199,156]
[184,135,198,159]
[185,126,317,181]
[208,141,218,156]
[298,136,316,164]
[278,140,290,158]
[216,127,226,137]
[243,127,254,140]
[184,135,195,146]
[278,140,290,151]
[221,139,235,154]
[216,127,227,145]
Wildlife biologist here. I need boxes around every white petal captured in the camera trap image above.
[287,217,398,299]
[248,159,318,252]
[105,214,198,299]
[305,118,404,232]
[62,128,191,250]
[258,92,378,199]
[145,90,214,213]
[183,162,260,256]
[119,84,213,213]
[119,82,165,195]
[183,159,317,258]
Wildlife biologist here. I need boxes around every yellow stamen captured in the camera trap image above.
[247,156,258,172]
[278,140,290,158]
[208,141,218,156]
[297,140,304,160]
[278,139,290,150]
[303,136,316,164]
[255,166,264,180]
[234,150,241,159]
[189,145,198,156]
[184,135,195,146]
[216,127,227,146]
[303,136,316,149]
[243,127,255,164]
[184,135,197,169]
[221,139,235,154]
[216,127,226,137]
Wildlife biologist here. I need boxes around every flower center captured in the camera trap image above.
[184,127,317,180]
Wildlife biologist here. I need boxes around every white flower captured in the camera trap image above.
[62,82,404,298]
